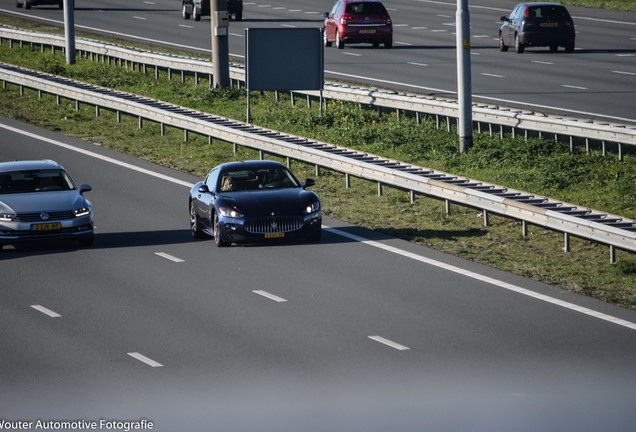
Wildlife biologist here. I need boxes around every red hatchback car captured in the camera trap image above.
[323,0,393,49]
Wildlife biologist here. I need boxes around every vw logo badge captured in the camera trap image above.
[40,212,50,220]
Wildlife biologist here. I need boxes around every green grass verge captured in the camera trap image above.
[563,0,636,11]
[1,19,635,311]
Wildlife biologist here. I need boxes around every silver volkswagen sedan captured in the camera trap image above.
[0,160,94,249]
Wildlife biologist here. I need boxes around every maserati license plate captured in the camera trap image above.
[264,232,285,239]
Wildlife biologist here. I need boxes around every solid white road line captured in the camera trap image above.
[324,227,636,331]
[369,336,410,351]
[6,123,635,331]
[127,352,163,367]
[0,124,194,188]
[155,252,185,263]
[253,290,288,303]
[613,70,636,76]
[31,305,61,318]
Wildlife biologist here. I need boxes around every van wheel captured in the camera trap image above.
[182,4,191,20]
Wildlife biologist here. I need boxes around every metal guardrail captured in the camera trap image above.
[1,26,636,156]
[1,62,635,259]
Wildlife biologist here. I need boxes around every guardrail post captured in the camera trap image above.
[346,173,351,189]
[377,182,383,196]
[564,233,570,253]
[75,100,79,111]
[410,190,415,204]
[233,143,238,154]
[184,129,188,142]
[116,110,121,123]
[610,245,616,264]
[522,221,528,237]
[56,95,61,106]
[483,210,489,227]
[138,117,143,129]
[161,123,165,136]
[259,150,264,160]
[96,106,100,117]
[445,199,451,216]
[618,143,623,162]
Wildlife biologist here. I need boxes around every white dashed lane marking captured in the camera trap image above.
[253,290,288,303]
[31,305,61,318]
[127,352,164,368]
[154,252,185,263]
[369,336,410,351]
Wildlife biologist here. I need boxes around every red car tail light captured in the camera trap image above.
[340,14,352,24]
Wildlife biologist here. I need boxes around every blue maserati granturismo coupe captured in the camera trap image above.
[189,160,322,247]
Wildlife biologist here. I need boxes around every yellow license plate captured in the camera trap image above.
[32,222,62,231]
[359,29,376,34]
[264,232,285,239]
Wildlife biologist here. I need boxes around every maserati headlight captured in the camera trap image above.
[305,201,320,214]
[218,206,244,219]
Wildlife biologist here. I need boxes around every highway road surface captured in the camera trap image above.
[1,0,635,124]
[1,116,636,431]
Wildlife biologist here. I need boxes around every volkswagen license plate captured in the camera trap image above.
[32,222,62,231]
[359,29,376,34]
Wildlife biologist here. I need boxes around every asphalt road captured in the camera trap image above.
[1,0,635,124]
[2,117,636,431]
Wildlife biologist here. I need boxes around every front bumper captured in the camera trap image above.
[219,213,322,244]
[0,215,94,245]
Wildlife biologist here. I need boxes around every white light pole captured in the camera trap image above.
[456,0,473,152]
[63,0,75,65]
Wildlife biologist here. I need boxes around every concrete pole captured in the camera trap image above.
[63,0,75,65]
[456,0,473,153]
[211,0,230,88]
